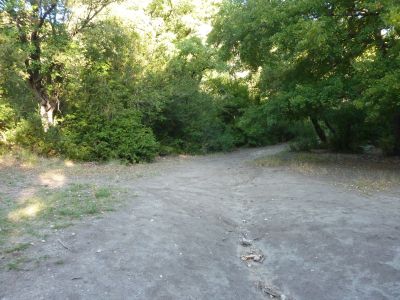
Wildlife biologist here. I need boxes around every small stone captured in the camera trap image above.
[96,249,102,253]
[240,238,252,247]
[253,254,263,262]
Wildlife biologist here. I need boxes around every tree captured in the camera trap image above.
[0,0,116,130]
[210,0,399,151]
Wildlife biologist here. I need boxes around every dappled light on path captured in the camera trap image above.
[64,160,74,168]
[8,198,45,222]
[39,170,66,188]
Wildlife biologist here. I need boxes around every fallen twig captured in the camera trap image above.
[241,253,264,262]
[57,239,70,250]
[257,281,286,299]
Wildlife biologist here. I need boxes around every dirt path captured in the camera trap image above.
[1,145,399,299]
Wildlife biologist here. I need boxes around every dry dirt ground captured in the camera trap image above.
[1,145,400,299]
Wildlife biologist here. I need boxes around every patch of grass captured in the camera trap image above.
[52,222,74,230]
[33,254,51,267]
[14,149,40,167]
[0,195,18,247]
[255,151,400,192]
[42,184,118,218]
[0,155,135,272]
[95,187,112,198]
[0,183,123,261]
[5,257,27,271]
[54,259,65,265]
[4,242,31,254]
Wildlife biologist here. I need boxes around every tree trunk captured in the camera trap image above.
[29,82,56,132]
[324,118,336,135]
[39,100,56,132]
[310,117,327,143]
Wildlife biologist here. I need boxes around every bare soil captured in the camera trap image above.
[0,145,399,299]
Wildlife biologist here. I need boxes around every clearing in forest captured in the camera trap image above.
[0,145,399,300]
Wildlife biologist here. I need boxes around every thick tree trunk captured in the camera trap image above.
[39,100,56,132]
[310,117,327,143]
[29,82,56,131]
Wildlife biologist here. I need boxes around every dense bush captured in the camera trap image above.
[8,117,60,156]
[289,122,319,152]
[237,104,293,146]
[60,112,159,162]
[4,111,159,163]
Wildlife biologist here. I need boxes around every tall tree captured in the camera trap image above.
[0,0,116,130]
[210,0,399,150]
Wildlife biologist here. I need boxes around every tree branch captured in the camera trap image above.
[72,1,112,36]
[38,2,57,28]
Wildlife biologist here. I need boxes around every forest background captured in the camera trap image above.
[1,0,399,162]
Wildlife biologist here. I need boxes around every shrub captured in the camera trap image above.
[237,104,293,146]
[289,121,319,151]
[379,135,396,156]
[60,110,159,162]
[326,105,366,153]
[7,116,61,156]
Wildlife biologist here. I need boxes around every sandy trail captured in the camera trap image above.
[1,145,399,299]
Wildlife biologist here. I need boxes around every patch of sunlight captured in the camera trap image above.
[20,161,35,168]
[355,46,377,63]
[295,50,309,61]
[235,70,250,78]
[8,199,45,222]
[270,45,278,53]
[17,150,39,168]
[17,187,38,204]
[39,170,66,188]
[0,155,16,168]
[64,160,75,167]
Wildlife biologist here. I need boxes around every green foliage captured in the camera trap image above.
[0,103,15,150]
[210,0,400,153]
[60,111,159,162]
[1,0,399,160]
[0,103,15,131]
[379,135,397,156]
[289,122,319,152]
[9,117,60,156]
[237,104,293,146]
[150,36,238,153]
